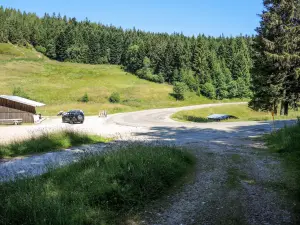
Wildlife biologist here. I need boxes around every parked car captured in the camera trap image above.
[62,110,84,124]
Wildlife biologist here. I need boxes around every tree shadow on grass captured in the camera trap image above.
[185,116,209,123]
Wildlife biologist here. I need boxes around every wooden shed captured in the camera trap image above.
[0,95,45,123]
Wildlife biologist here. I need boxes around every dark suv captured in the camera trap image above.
[62,110,84,124]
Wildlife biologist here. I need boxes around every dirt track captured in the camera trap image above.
[0,102,297,224]
[0,102,293,144]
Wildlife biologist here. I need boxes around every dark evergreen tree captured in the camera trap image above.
[250,0,300,115]
[193,35,211,84]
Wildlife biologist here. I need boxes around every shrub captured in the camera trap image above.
[201,82,216,99]
[109,92,120,103]
[182,69,198,92]
[135,57,164,84]
[173,82,188,100]
[12,87,30,99]
[154,73,165,83]
[35,45,46,54]
[80,93,89,103]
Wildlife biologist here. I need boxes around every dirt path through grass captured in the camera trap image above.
[140,138,294,225]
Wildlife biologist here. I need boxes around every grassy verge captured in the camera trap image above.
[265,122,300,221]
[0,145,196,224]
[0,130,109,158]
[172,104,299,123]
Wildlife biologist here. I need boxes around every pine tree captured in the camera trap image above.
[250,0,300,115]
[193,35,211,84]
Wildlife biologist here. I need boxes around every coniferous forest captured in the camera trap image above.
[0,6,254,100]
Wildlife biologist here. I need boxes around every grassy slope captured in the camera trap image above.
[0,145,196,224]
[172,104,299,123]
[0,130,109,158]
[0,43,239,116]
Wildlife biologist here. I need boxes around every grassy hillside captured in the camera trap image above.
[0,43,241,116]
[172,104,299,122]
[0,43,45,61]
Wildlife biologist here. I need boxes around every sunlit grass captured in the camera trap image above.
[0,43,244,116]
[265,121,300,218]
[172,104,299,123]
[0,130,109,158]
[0,144,196,224]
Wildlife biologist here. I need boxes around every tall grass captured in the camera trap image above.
[0,130,108,158]
[0,144,196,224]
[266,121,300,221]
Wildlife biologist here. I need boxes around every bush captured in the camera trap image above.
[12,87,30,99]
[173,82,188,100]
[109,92,120,103]
[155,73,165,83]
[135,57,164,84]
[182,69,198,92]
[35,45,46,54]
[80,93,89,103]
[201,83,216,99]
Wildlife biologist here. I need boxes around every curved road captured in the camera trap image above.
[0,101,293,144]
[0,102,296,224]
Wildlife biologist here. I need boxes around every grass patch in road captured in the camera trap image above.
[0,130,109,158]
[231,154,243,164]
[0,145,196,225]
[172,104,299,123]
[226,167,249,189]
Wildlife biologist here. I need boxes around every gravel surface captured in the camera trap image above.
[0,102,297,224]
[140,140,293,225]
[0,143,107,182]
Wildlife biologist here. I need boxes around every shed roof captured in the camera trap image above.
[0,95,45,107]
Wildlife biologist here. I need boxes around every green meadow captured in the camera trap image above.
[0,43,237,116]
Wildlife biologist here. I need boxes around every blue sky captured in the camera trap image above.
[1,0,263,37]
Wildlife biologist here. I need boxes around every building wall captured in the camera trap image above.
[0,99,35,123]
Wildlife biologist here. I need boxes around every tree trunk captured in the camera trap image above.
[280,101,284,115]
[284,102,289,116]
[273,102,278,115]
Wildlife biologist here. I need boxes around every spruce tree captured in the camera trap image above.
[193,35,211,84]
[250,0,300,115]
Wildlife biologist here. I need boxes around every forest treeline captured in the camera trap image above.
[0,6,254,99]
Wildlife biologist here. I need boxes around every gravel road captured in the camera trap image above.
[0,102,297,224]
